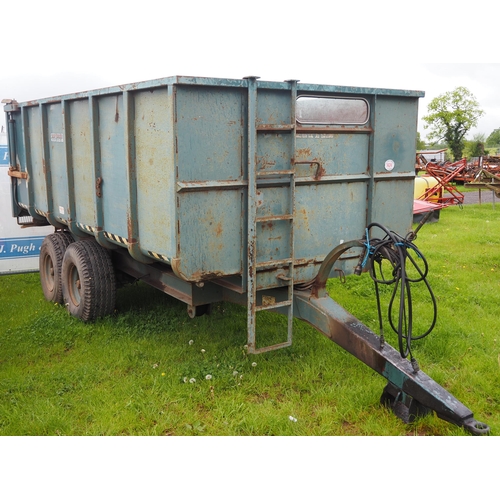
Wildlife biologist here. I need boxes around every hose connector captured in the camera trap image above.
[354,248,367,276]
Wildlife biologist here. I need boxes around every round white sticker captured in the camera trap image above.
[385,159,395,171]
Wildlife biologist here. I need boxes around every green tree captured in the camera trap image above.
[464,133,486,158]
[486,128,500,147]
[423,86,484,161]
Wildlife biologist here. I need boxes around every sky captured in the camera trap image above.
[2,1,498,143]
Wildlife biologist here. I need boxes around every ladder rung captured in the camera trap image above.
[257,169,294,177]
[256,214,293,223]
[249,340,292,354]
[256,299,293,312]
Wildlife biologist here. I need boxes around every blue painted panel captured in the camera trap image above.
[372,96,418,175]
[98,95,128,238]
[177,189,243,279]
[27,106,48,214]
[5,76,422,284]
[176,86,245,182]
[294,181,368,262]
[257,132,293,172]
[372,179,414,236]
[68,99,96,227]
[257,88,292,125]
[295,133,370,176]
[370,96,418,237]
[134,87,176,257]
[46,102,70,222]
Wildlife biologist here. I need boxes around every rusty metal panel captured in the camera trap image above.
[67,99,96,228]
[44,102,69,223]
[134,87,176,258]
[4,76,423,287]
[295,181,368,259]
[176,189,243,279]
[26,106,48,215]
[7,109,30,214]
[372,178,415,234]
[295,133,370,176]
[175,85,245,182]
[370,95,420,237]
[174,85,245,278]
[97,94,128,238]
[292,131,371,275]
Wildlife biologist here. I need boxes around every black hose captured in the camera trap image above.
[363,222,437,362]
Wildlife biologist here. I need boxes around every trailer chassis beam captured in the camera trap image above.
[293,241,490,435]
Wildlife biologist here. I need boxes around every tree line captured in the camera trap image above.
[418,86,499,160]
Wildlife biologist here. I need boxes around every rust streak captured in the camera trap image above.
[127,215,134,242]
[296,147,312,158]
[190,270,225,282]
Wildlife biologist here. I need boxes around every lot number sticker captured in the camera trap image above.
[385,159,395,171]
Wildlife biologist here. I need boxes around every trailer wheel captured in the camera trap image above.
[39,231,75,304]
[61,239,116,322]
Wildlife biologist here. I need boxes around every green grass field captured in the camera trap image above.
[1,203,499,436]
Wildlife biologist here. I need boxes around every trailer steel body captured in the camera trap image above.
[3,76,489,434]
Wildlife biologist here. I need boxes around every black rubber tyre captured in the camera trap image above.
[61,239,116,322]
[39,231,75,303]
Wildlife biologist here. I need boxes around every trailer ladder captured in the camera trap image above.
[245,77,298,354]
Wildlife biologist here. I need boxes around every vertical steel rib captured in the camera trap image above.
[366,94,376,228]
[245,76,259,352]
[286,79,298,346]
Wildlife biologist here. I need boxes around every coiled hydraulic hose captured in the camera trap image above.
[361,220,437,364]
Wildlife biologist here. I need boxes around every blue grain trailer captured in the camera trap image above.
[3,76,488,434]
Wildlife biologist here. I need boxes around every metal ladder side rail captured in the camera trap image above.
[245,77,298,354]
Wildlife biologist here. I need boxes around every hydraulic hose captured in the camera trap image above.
[362,222,437,363]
